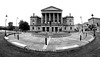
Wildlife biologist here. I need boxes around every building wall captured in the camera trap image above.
[30,26,33,31]
[66,18,74,25]
[63,26,74,31]
[30,18,37,25]
[88,18,100,32]
[30,6,75,32]
[88,18,100,25]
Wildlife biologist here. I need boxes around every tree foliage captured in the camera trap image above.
[19,20,30,31]
[88,24,96,31]
[7,22,15,30]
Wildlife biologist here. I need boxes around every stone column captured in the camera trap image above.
[45,27,47,32]
[45,13,47,24]
[58,27,59,32]
[53,13,55,23]
[54,27,55,32]
[57,13,59,23]
[49,27,50,32]
[41,13,43,23]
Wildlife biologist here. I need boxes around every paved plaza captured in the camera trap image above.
[6,32,94,51]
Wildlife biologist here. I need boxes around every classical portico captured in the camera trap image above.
[41,6,63,32]
[30,6,74,32]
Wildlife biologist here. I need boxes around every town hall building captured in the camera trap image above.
[30,6,74,33]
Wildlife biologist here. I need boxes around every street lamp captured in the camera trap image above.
[44,22,47,45]
[16,17,19,40]
[80,16,83,32]
[44,21,52,45]
[16,17,18,32]
[91,14,95,37]
[5,15,8,36]
[79,16,84,41]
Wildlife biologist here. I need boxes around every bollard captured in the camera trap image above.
[17,34,19,40]
[80,35,82,41]
[93,33,95,37]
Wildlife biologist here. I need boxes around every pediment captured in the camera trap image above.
[41,6,62,11]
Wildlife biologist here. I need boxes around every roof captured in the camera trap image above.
[83,22,88,25]
[41,6,62,11]
[30,16,41,19]
[63,16,74,19]
[75,23,82,26]
[88,17,100,20]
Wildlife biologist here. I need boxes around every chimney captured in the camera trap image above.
[33,13,35,16]
[69,13,71,16]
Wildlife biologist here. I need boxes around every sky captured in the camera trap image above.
[0,0,100,26]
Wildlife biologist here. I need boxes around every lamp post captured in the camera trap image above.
[80,16,83,41]
[16,17,19,40]
[80,16,83,32]
[16,17,18,32]
[5,15,8,36]
[91,14,95,37]
[44,21,52,45]
[44,22,47,45]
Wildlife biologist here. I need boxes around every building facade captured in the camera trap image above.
[88,17,100,32]
[88,17,100,26]
[30,6,74,33]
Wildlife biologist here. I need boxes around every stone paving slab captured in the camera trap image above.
[7,32,94,51]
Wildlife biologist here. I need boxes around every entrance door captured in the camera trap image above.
[52,27,54,32]
[55,27,58,32]
[43,27,45,32]
[59,28,62,32]
[47,27,49,32]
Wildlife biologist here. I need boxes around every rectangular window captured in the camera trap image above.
[69,19,72,22]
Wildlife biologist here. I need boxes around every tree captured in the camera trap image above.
[88,24,96,31]
[7,22,15,30]
[19,20,30,31]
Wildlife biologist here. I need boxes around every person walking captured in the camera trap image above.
[45,36,47,45]
[80,35,82,41]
